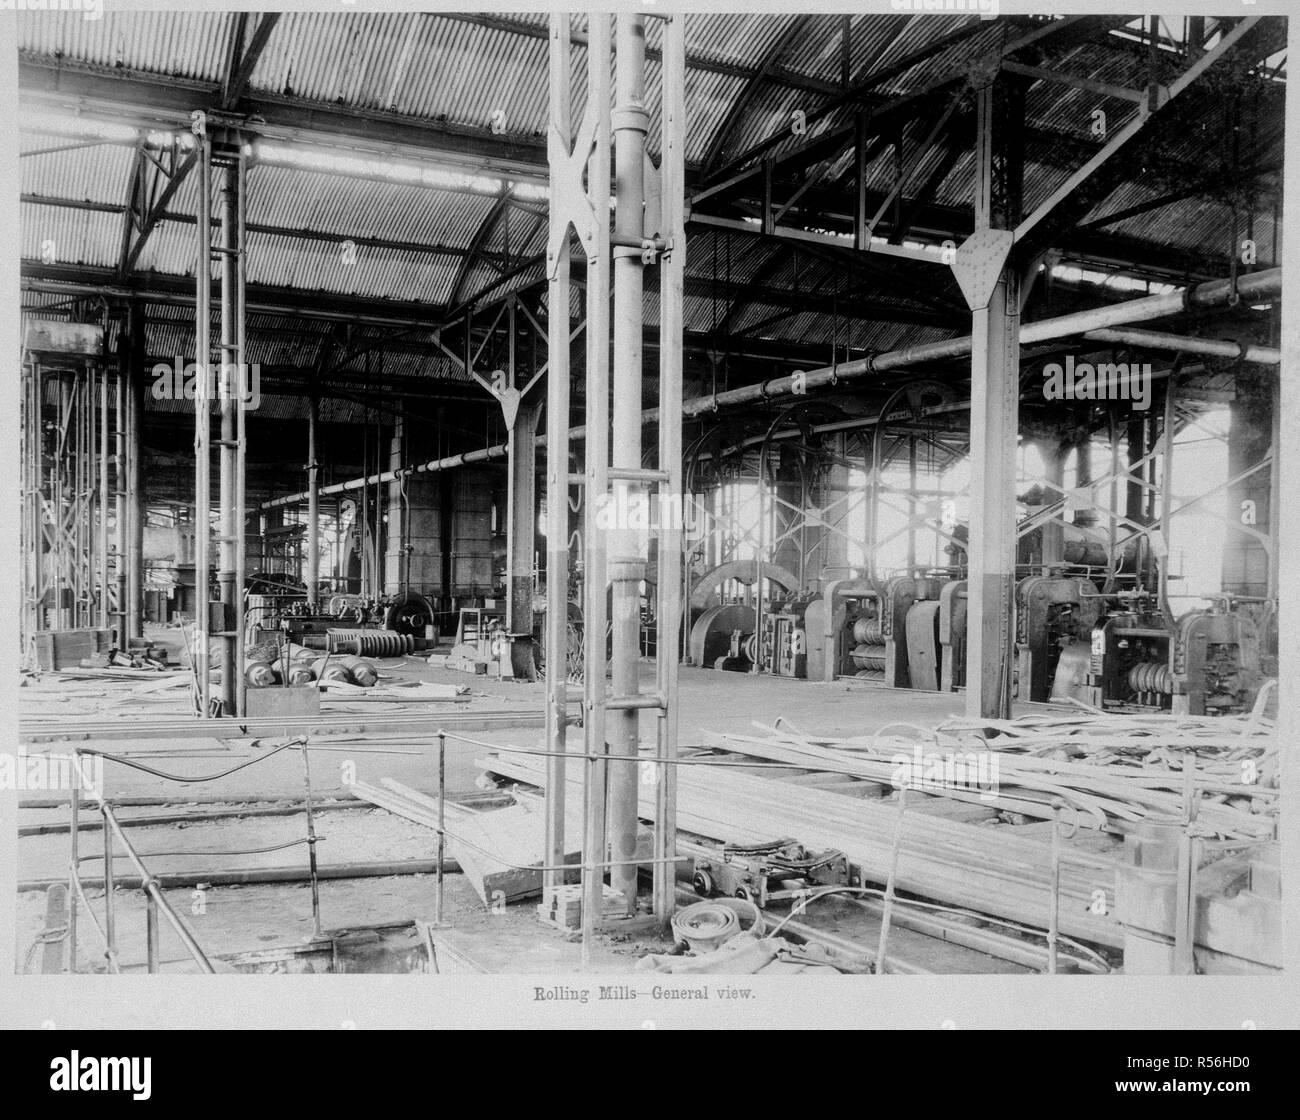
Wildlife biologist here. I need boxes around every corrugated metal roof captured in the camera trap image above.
[23,200,120,269]
[647,62,748,165]
[18,9,231,82]
[17,9,1286,416]
[21,142,137,208]
[250,165,496,250]
[244,230,459,303]
[686,14,802,75]
[371,17,550,134]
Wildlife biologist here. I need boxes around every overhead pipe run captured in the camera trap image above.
[259,267,1281,510]
[261,442,509,509]
[1081,327,1281,364]
[638,267,1282,425]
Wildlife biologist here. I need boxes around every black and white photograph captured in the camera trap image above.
[0,0,1296,1042]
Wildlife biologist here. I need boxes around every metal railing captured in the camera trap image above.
[56,724,1135,975]
[64,737,319,974]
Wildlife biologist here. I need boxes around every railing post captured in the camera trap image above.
[101,802,116,970]
[299,744,323,940]
[145,893,159,974]
[67,761,79,973]
[1048,799,1063,974]
[437,730,446,925]
[875,781,909,975]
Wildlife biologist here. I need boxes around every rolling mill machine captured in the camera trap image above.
[244,583,439,656]
[685,560,813,675]
[806,574,948,688]
[1069,593,1267,716]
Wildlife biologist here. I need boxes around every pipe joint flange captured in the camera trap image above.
[611,106,651,134]
[608,557,647,584]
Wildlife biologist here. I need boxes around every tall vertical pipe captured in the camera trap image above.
[580,12,613,946]
[22,359,37,643]
[219,157,239,717]
[82,373,91,625]
[99,364,109,630]
[1110,413,1123,579]
[607,10,649,917]
[543,13,575,896]
[307,392,320,606]
[384,414,403,594]
[507,404,540,674]
[126,320,145,642]
[194,132,212,716]
[1268,373,1280,601]
[1159,378,1176,618]
[33,361,44,637]
[54,376,70,630]
[907,436,918,572]
[73,374,83,626]
[114,365,126,635]
[505,296,539,674]
[653,9,687,928]
[234,144,249,717]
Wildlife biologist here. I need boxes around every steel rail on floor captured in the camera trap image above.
[20,707,544,744]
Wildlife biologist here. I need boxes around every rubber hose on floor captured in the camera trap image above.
[671,898,764,953]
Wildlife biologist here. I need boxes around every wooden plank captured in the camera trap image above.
[479,748,1125,948]
[358,778,571,907]
[445,801,554,906]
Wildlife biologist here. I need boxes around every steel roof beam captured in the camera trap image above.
[1014,16,1265,250]
[701,15,815,174]
[117,147,199,279]
[435,12,842,96]
[20,58,553,179]
[448,190,514,307]
[222,13,281,110]
[23,196,520,263]
[22,269,865,371]
[23,54,1278,283]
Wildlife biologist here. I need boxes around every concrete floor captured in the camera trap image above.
[16,633,1062,975]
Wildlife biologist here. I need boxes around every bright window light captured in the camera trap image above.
[22,111,139,145]
[23,111,199,150]
[254,140,546,200]
[145,130,196,149]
